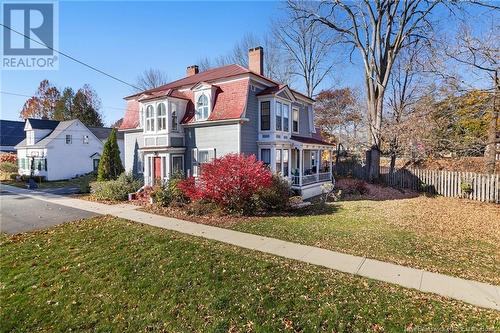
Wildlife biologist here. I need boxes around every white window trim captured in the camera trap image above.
[83,135,89,144]
[191,148,215,177]
[157,103,167,132]
[145,105,155,132]
[171,154,184,175]
[259,99,271,132]
[195,93,210,121]
[171,102,179,132]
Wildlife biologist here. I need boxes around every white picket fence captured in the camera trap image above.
[379,166,500,203]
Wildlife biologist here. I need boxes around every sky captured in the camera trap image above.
[1,1,496,125]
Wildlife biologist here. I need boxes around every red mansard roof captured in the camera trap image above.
[120,64,313,130]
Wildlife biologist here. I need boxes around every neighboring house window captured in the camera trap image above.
[283,104,290,132]
[260,101,270,131]
[283,149,289,176]
[196,94,209,121]
[66,135,72,144]
[83,135,89,144]
[27,131,34,145]
[260,148,271,167]
[171,103,178,131]
[292,108,299,133]
[276,101,282,131]
[146,105,155,131]
[157,103,167,131]
[275,149,282,174]
[93,159,100,171]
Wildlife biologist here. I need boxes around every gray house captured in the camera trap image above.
[119,47,335,198]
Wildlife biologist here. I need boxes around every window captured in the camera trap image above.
[283,149,289,176]
[93,159,100,171]
[171,103,178,131]
[192,148,215,176]
[172,155,183,175]
[66,135,72,144]
[292,108,299,132]
[146,105,155,131]
[27,131,34,145]
[260,148,271,167]
[276,101,282,131]
[283,104,289,132]
[196,94,209,121]
[275,149,282,174]
[139,108,144,128]
[157,103,166,131]
[260,101,270,130]
[83,135,89,144]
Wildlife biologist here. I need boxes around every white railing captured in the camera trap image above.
[291,172,332,186]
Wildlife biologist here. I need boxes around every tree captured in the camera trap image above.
[135,68,169,91]
[111,118,123,128]
[72,85,103,127]
[315,88,363,145]
[289,0,446,180]
[97,128,124,181]
[273,10,337,97]
[53,87,75,121]
[20,80,60,119]
[445,22,499,173]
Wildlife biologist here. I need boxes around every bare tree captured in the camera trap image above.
[135,68,169,92]
[273,12,336,98]
[445,22,499,173]
[288,0,446,180]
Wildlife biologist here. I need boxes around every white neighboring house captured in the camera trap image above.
[15,118,124,181]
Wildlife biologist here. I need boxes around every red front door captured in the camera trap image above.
[154,157,162,180]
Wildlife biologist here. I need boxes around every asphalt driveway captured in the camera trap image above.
[0,190,98,234]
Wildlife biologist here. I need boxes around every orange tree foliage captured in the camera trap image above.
[20,80,60,119]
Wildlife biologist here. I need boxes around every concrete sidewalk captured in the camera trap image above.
[2,183,499,311]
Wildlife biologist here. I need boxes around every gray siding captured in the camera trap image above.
[171,137,184,147]
[185,124,240,173]
[293,102,311,137]
[240,85,260,157]
[123,131,144,177]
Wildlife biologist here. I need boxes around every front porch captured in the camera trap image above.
[141,147,186,186]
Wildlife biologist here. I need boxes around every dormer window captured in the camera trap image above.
[145,105,154,132]
[196,94,209,121]
[157,103,166,131]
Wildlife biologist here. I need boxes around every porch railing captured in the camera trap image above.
[291,172,332,186]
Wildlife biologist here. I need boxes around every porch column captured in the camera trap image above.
[329,149,333,179]
[316,149,320,181]
[299,148,303,186]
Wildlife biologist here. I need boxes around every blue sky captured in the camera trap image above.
[1,1,496,125]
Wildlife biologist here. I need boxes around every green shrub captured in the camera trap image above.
[151,185,172,207]
[79,173,96,194]
[0,162,17,173]
[91,172,142,201]
[252,175,291,213]
[151,173,188,207]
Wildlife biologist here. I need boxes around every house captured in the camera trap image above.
[15,118,124,181]
[119,47,335,198]
[0,120,25,152]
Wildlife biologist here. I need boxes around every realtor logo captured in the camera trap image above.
[2,1,58,70]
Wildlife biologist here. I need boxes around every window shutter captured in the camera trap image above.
[192,148,198,177]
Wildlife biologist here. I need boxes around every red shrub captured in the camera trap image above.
[0,153,16,163]
[178,154,273,213]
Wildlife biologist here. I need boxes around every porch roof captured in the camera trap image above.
[291,135,335,148]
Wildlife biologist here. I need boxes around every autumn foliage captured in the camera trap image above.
[0,153,17,163]
[178,154,273,213]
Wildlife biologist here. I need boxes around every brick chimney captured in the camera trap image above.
[248,46,264,76]
[186,65,199,76]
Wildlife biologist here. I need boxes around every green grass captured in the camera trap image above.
[1,174,94,190]
[1,216,498,332]
[231,197,500,285]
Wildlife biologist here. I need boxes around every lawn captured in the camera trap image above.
[0,173,93,190]
[232,196,500,285]
[1,216,498,332]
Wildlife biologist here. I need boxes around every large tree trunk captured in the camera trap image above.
[484,71,499,174]
[366,93,384,181]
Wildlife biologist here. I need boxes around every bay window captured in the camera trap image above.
[276,101,282,131]
[292,107,299,132]
[275,149,282,174]
[157,103,166,131]
[260,101,270,130]
[171,103,178,131]
[146,105,154,131]
[260,148,271,167]
[283,104,289,132]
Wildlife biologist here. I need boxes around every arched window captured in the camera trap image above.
[157,103,166,131]
[171,103,178,131]
[196,94,209,121]
[146,105,154,131]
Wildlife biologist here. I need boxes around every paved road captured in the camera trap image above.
[0,190,98,234]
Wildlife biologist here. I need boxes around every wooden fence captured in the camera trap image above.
[334,162,500,203]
